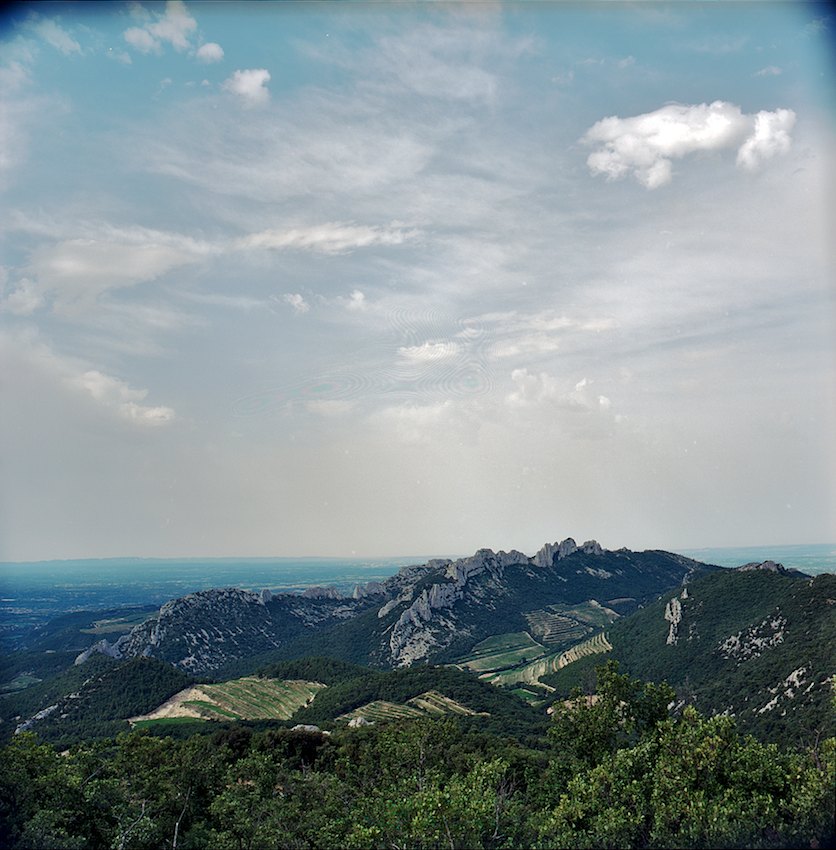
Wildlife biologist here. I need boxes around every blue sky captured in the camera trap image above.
[1,1,834,560]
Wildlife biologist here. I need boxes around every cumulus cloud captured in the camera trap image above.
[222,68,271,105]
[754,65,782,77]
[196,42,224,63]
[398,341,460,362]
[583,101,796,188]
[72,369,175,425]
[239,222,416,254]
[506,368,559,408]
[283,293,310,314]
[735,109,796,170]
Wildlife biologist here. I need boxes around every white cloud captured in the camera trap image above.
[222,68,271,105]
[148,0,197,50]
[24,227,214,307]
[124,26,160,54]
[196,42,224,63]
[754,65,782,77]
[124,0,197,55]
[1,278,44,316]
[239,222,416,254]
[506,368,559,408]
[31,18,82,55]
[735,109,796,170]
[583,101,796,188]
[283,293,310,314]
[342,290,367,312]
[72,369,175,425]
[598,395,612,410]
[398,341,460,362]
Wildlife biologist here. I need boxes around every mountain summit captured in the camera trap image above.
[79,539,718,675]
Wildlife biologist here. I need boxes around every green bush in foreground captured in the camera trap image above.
[0,662,832,849]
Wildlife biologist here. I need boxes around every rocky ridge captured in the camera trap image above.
[78,538,717,675]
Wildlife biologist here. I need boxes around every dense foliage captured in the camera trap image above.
[0,657,193,747]
[1,663,832,849]
[543,570,836,744]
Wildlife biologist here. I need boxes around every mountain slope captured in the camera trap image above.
[87,538,717,675]
[542,564,836,742]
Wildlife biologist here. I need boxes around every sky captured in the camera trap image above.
[0,1,834,562]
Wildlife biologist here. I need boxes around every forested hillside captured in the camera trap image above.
[543,568,836,743]
[1,663,832,850]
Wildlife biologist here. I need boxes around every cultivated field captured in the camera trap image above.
[524,601,618,647]
[338,691,484,723]
[480,632,613,688]
[453,631,548,673]
[129,677,326,724]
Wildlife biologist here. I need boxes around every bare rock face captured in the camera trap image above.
[534,538,578,567]
[74,638,122,666]
[664,596,684,645]
[581,540,604,555]
[352,581,385,599]
[737,560,784,573]
[388,548,529,666]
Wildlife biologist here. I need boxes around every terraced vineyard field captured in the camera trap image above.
[406,690,482,716]
[338,700,426,723]
[130,677,326,724]
[454,632,548,673]
[524,601,618,647]
[339,691,484,724]
[481,633,612,688]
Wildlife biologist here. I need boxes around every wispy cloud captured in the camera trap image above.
[29,17,82,56]
[72,369,175,425]
[238,222,418,254]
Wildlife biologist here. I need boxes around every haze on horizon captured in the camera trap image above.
[1,1,834,563]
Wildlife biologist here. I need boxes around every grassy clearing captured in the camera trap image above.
[80,611,154,635]
[0,673,43,693]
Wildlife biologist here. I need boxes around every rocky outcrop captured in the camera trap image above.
[388,548,528,666]
[74,638,123,666]
[718,612,787,660]
[664,596,683,645]
[353,581,385,599]
[534,538,578,567]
